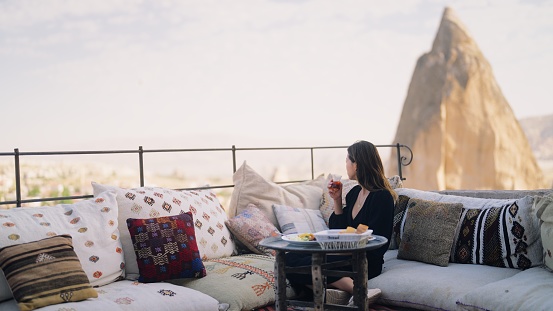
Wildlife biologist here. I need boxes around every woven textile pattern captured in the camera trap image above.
[168,254,297,311]
[0,235,98,311]
[92,182,235,280]
[453,198,542,270]
[225,204,281,256]
[389,194,410,250]
[127,212,206,283]
[0,191,124,288]
[397,198,463,266]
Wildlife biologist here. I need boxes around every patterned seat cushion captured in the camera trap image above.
[167,254,297,311]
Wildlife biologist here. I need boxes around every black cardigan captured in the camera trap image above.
[328,185,394,259]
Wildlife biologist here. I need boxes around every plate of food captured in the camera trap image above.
[281,233,319,245]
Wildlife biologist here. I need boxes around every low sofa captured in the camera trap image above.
[0,160,552,311]
[369,188,553,311]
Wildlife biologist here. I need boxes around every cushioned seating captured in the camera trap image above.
[368,250,522,311]
[0,280,219,311]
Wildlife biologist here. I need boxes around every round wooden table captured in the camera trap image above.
[259,235,388,311]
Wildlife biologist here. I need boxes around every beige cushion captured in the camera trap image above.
[0,235,97,311]
[225,204,281,256]
[92,182,236,280]
[397,198,463,266]
[228,161,324,227]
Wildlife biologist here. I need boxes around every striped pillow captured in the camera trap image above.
[0,235,98,311]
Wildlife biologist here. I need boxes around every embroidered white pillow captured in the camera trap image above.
[273,204,328,235]
[0,190,124,290]
[91,182,236,280]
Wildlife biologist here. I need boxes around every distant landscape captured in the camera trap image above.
[0,114,551,209]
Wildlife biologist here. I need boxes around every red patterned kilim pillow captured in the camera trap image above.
[127,212,207,283]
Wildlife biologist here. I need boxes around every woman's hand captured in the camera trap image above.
[327,179,342,201]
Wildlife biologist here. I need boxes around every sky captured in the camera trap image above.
[1,0,552,155]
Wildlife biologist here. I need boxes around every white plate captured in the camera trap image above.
[281,234,319,245]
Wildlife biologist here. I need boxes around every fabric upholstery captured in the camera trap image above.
[273,204,328,235]
[369,250,521,311]
[457,267,553,311]
[535,192,553,271]
[225,203,281,256]
[452,196,542,270]
[394,188,516,209]
[228,161,324,227]
[0,279,220,311]
[0,235,97,311]
[0,190,124,290]
[389,194,410,250]
[167,254,297,311]
[92,182,235,280]
[126,213,206,283]
[397,198,463,266]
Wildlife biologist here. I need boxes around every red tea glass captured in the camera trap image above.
[329,174,342,189]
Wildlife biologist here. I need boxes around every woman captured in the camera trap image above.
[285,140,396,302]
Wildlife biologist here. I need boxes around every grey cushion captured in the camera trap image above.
[370,250,521,311]
[457,267,553,311]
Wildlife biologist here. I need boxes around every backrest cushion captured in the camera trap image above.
[0,190,124,293]
[397,198,463,266]
[92,182,235,281]
[127,212,206,283]
[452,196,542,269]
[0,235,98,311]
[225,203,281,256]
[273,204,328,235]
[535,192,553,271]
[228,161,324,227]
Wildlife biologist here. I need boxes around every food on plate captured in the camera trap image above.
[340,226,356,234]
[356,224,369,234]
[292,233,316,241]
[339,224,369,234]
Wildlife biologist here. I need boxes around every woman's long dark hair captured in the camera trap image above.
[347,140,397,201]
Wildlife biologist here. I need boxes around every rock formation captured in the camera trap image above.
[388,7,548,190]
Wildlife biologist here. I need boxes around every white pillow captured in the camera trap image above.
[273,204,328,235]
[91,182,236,281]
[0,190,124,295]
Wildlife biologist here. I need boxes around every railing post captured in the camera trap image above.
[396,143,404,181]
[138,146,144,187]
[310,148,314,180]
[232,145,237,173]
[14,148,21,207]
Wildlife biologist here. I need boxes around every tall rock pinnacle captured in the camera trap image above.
[389,7,547,190]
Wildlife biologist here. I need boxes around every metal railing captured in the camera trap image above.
[0,143,412,207]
